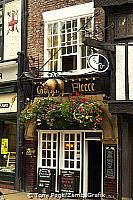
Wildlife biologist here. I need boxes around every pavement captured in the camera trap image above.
[0,188,114,200]
[0,188,61,200]
[0,188,36,200]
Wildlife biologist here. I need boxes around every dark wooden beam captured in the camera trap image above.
[83,37,115,52]
[94,0,133,7]
[108,100,133,114]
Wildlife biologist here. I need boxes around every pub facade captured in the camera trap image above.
[23,0,118,199]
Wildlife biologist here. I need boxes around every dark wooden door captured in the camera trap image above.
[88,141,102,197]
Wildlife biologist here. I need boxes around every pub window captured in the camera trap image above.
[0,122,16,174]
[44,13,93,73]
[62,133,81,169]
[41,133,58,168]
[114,13,133,39]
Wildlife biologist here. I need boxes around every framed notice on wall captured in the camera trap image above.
[1,138,8,154]
[104,145,117,179]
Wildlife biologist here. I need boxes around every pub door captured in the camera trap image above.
[83,138,103,198]
[88,140,102,198]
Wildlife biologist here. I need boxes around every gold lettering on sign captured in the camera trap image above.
[72,83,79,92]
[84,84,88,92]
[72,82,95,93]
[81,84,84,92]
[37,86,43,94]
[37,86,49,95]
[91,83,95,91]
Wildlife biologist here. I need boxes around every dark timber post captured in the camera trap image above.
[118,114,132,199]
[15,0,28,190]
[15,52,25,190]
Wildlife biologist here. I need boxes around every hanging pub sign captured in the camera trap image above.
[87,53,109,73]
[33,75,110,97]
[104,145,116,179]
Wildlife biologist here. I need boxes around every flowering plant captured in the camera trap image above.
[20,98,55,123]
[20,96,105,129]
[73,97,104,129]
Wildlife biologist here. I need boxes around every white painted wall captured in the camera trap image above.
[116,45,125,100]
[128,45,133,100]
[0,61,17,82]
[116,44,133,100]
[43,2,94,22]
[0,93,17,113]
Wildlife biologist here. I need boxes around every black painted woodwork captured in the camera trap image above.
[94,0,133,7]
[88,141,102,197]
[83,37,115,52]
[108,101,133,114]
[117,115,133,198]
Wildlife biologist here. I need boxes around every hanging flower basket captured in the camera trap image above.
[73,99,104,129]
[20,96,105,130]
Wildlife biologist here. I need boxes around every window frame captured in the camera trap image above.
[61,132,81,170]
[43,3,94,76]
[113,12,133,40]
[40,132,58,168]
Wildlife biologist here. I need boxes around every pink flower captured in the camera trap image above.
[75,92,80,96]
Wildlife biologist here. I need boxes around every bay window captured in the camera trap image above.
[43,3,94,74]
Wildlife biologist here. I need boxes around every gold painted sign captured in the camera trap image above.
[36,85,50,95]
[1,138,8,154]
[33,76,110,97]
[71,82,95,93]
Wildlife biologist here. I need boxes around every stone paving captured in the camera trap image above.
[0,188,62,200]
[0,188,36,200]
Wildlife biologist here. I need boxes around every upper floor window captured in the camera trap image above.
[114,13,133,40]
[43,3,94,75]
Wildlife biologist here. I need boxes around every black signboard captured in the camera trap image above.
[33,75,110,97]
[104,145,116,179]
[61,170,75,193]
[38,168,51,194]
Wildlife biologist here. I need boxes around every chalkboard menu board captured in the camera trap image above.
[61,170,75,193]
[38,168,51,194]
[105,146,116,179]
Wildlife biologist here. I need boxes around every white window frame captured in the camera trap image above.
[83,130,103,196]
[37,130,59,192]
[59,131,82,170]
[38,130,58,168]
[37,129,103,194]
[43,2,94,76]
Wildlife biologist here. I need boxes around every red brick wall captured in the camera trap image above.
[24,140,37,192]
